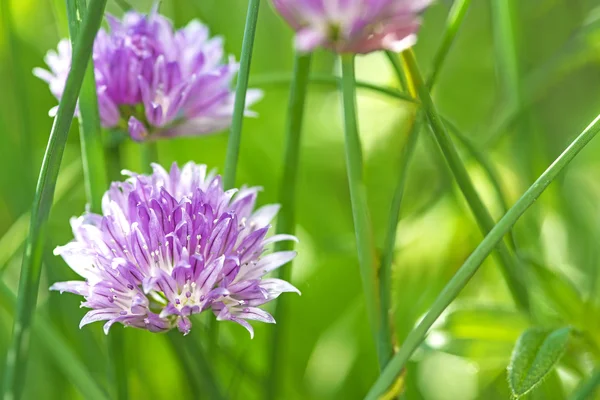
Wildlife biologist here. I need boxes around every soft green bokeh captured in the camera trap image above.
[1,0,600,398]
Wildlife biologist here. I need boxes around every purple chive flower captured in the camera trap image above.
[272,0,432,54]
[51,162,300,337]
[34,8,262,141]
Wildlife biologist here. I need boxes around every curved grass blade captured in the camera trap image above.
[1,1,108,398]
[0,282,108,400]
[401,49,530,313]
[508,327,571,398]
[267,52,312,400]
[223,0,260,189]
[365,111,600,400]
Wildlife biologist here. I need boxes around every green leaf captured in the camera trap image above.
[508,327,572,398]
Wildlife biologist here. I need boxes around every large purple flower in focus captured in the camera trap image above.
[34,8,262,141]
[272,0,432,54]
[51,163,299,337]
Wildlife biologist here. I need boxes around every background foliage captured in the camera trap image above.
[2,0,600,399]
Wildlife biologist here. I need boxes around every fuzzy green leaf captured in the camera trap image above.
[508,327,572,398]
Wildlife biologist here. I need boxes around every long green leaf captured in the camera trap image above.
[365,112,600,399]
[267,52,312,400]
[223,0,260,190]
[2,1,108,398]
[508,327,571,398]
[0,282,108,400]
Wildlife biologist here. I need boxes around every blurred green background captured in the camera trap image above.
[2,0,600,399]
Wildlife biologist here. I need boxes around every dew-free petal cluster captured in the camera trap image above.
[272,0,432,54]
[51,162,299,337]
[34,8,262,141]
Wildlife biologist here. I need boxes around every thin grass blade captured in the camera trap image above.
[427,0,473,88]
[365,112,600,399]
[223,0,260,189]
[401,49,530,312]
[1,1,108,398]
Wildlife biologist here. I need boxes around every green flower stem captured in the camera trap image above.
[0,282,108,400]
[340,54,382,368]
[105,142,123,182]
[378,114,422,368]
[570,367,600,400]
[402,49,530,312]
[427,0,473,88]
[107,326,128,400]
[267,52,312,400]
[223,0,260,190]
[365,111,600,400]
[167,332,223,400]
[66,0,108,214]
[141,142,159,173]
[2,1,107,398]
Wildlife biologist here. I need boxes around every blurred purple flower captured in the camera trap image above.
[272,0,432,54]
[34,8,262,141]
[51,162,299,337]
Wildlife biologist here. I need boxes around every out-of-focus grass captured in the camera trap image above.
[1,0,600,399]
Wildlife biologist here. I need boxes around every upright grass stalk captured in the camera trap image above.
[2,2,107,398]
[66,0,108,213]
[401,49,530,312]
[267,52,312,400]
[427,0,473,89]
[223,0,260,189]
[65,2,127,398]
[365,112,600,400]
[340,54,382,367]
[0,282,108,400]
